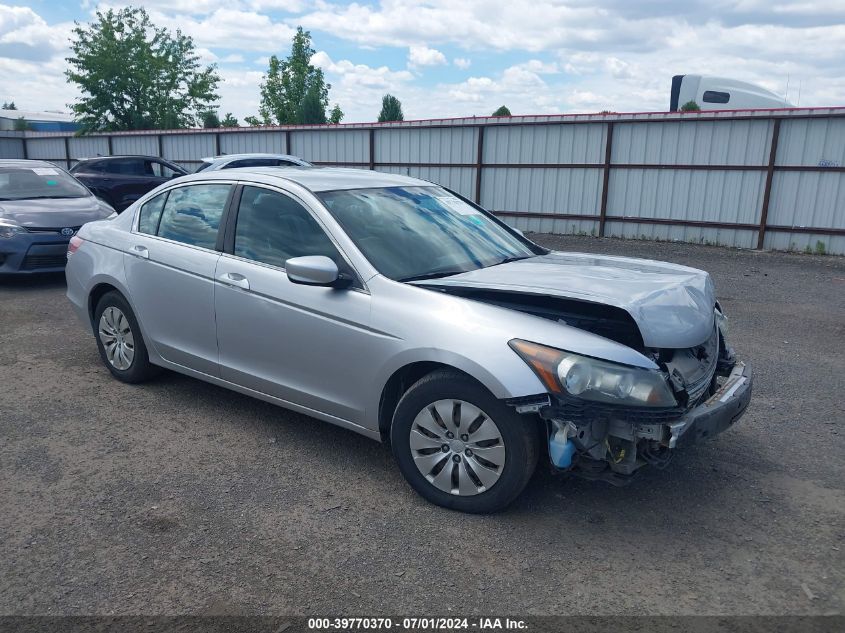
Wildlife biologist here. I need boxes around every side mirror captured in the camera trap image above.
[286,255,352,288]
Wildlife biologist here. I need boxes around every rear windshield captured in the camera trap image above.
[0,166,90,201]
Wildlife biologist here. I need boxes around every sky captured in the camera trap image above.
[1,1,845,124]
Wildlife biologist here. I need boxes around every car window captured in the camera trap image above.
[156,184,231,249]
[233,186,340,268]
[148,161,180,179]
[137,192,168,235]
[319,186,540,281]
[101,158,148,176]
[226,158,278,169]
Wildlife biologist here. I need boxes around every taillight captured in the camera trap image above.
[67,235,84,257]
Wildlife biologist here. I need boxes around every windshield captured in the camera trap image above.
[0,166,90,201]
[319,186,542,281]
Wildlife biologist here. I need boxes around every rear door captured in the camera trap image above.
[124,182,234,376]
[213,184,375,425]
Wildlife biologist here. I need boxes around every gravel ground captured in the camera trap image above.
[1,235,843,617]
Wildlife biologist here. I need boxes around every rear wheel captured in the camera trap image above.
[391,370,539,513]
[93,291,159,383]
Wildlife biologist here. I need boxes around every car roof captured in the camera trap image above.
[0,159,61,169]
[180,167,433,193]
[75,155,167,161]
[200,153,304,163]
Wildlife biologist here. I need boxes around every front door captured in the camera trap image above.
[213,184,376,425]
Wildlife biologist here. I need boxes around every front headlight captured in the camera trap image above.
[509,339,677,407]
[0,221,28,239]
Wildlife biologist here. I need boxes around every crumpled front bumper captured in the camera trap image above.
[668,360,752,448]
[538,359,753,483]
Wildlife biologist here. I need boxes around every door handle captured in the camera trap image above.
[130,244,149,259]
[217,272,250,290]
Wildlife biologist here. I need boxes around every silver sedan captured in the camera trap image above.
[65,168,751,512]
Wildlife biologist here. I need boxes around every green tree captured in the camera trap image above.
[2,101,17,110]
[328,104,344,124]
[680,100,701,112]
[377,94,403,122]
[201,110,220,128]
[491,105,511,116]
[65,7,220,132]
[297,83,327,124]
[220,112,239,127]
[13,117,31,131]
[244,115,263,126]
[254,27,337,125]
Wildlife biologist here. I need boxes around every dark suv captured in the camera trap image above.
[70,156,187,212]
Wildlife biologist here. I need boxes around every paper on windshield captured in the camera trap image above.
[436,196,480,216]
[32,168,59,175]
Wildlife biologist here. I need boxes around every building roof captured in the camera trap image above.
[0,109,76,122]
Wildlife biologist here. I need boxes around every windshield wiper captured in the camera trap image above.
[489,255,534,267]
[22,195,81,200]
[398,269,467,283]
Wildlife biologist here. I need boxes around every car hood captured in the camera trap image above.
[0,196,113,228]
[416,251,716,349]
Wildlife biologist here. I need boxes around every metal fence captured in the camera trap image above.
[2,107,844,254]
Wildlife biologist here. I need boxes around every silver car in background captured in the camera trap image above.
[0,159,115,274]
[65,168,751,512]
[195,153,311,172]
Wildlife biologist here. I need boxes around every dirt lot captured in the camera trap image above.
[1,235,843,616]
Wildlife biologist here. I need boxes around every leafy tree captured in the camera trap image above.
[2,101,17,110]
[201,110,220,128]
[220,112,239,127]
[13,117,31,131]
[65,7,220,132]
[244,115,263,126]
[680,100,701,112]
[297,83,327,124]
[492,105,511,116]
[377,94,404,122]
[328,104,344,124]
[254,27,338,125]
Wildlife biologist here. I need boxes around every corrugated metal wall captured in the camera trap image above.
[0,134,25,159]
[13,107,845,254]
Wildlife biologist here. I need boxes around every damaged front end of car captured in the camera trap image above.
[507,305,752,485]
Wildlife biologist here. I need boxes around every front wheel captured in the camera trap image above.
[391,370,540,513]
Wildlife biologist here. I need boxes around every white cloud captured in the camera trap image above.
[4,1,845,123]
[408,45,447,68]
[0,5,71,61]
[145,8,297,52]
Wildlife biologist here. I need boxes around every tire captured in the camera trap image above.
[93,291,160,383]
[391,369,540,513]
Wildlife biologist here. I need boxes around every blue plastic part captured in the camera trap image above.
[549,432,576,468]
